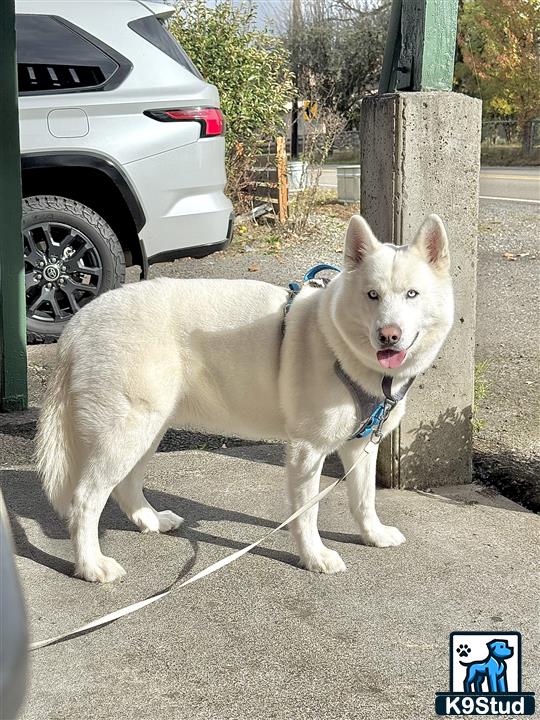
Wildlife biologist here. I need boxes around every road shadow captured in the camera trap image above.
[2,404,532,589]
[399,405,473,488]
[473,448,539,513]
[0,419,35,439]
[0,419,343,478]
[398,405,534,513]
[2,468,361,579]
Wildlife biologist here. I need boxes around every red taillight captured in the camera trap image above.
[144,107,225,137]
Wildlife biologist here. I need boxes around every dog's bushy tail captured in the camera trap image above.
[35,340,76,518]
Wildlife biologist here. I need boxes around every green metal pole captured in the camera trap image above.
[0,0,28,412]
[379,0,459,94]
[419,0,459,90]
[378,0,403,94]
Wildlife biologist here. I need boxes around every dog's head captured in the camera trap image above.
[335,214,454,377]
[488,640,514,660]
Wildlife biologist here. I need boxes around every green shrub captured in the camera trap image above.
[169,1,293,206]
[481,144,540,166]
[473,361,489,433]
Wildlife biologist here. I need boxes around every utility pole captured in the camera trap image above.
[362,0,481,488]
[0,0,28,412]
[290,0,301,159]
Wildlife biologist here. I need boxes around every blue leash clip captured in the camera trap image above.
[355,402,386,438]
[288,281,302,293]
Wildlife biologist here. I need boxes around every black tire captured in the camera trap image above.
[22,195,126,344]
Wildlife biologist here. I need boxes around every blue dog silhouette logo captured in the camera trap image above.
[459,638,513,693]
[435,632,535,715]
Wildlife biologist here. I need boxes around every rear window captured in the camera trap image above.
[128,15,203,80]
[16,14,130,94]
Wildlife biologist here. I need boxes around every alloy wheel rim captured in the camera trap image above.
[23,222,103,323]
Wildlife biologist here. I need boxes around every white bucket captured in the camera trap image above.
[337,165,361,203]
[287,160,308,191]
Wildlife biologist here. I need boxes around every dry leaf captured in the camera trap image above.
[248,265,259,272]
[503,251,530,261]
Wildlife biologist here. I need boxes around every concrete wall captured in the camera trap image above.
[360,92,482,488]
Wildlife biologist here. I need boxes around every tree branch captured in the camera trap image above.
[333,0,391,17]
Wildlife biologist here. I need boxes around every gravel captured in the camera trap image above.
[473,201,539,511]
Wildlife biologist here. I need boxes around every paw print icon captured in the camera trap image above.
[456,643,471,658]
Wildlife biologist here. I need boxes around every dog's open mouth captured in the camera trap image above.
[376,332,419,369]
[376,349,407,369]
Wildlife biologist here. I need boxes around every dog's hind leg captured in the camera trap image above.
[339,440,405,547]
[463,666,476,693]
[113,430,183,534]
[69,409,169,582]
[474,677,485,693]
[286,441,346,574]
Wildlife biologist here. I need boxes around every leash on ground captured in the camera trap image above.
[29,440,377,651]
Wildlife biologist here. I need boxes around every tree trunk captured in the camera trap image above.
[522,120,534,156]
[291,96,299,159]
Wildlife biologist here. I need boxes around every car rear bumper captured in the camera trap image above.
[123,137,233,261]
[147,211,234,265]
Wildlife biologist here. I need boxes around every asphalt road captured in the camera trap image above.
[319,165,540,203]
[479,166,540,203]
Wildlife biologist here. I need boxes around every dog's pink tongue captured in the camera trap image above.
[377,349,407,369]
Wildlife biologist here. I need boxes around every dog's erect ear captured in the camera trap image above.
[343,215,380,270]
[411,214,450,272]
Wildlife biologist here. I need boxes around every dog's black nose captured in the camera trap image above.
[378,325,402,346]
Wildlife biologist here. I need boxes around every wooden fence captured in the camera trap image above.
[243,136,289,223]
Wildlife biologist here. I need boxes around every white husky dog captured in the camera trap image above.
[36,214,453,582]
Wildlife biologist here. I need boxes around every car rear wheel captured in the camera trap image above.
[22,195,126,344]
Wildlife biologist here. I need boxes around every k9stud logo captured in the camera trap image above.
[435,632,535,715]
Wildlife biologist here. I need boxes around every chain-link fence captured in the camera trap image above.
[481,119,540,165]
[482,119,539,146]
[326,120,540,165]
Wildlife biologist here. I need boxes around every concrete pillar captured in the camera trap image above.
[360,91,481,488]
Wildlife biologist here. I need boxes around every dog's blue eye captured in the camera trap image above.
[367,290,379,300]
[406,289,419,298]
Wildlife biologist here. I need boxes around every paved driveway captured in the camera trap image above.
[4,452,539,720]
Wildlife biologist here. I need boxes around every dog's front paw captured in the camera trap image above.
[156,510,184,533]
[75,555,127,583]
[360,524,406,548]
[133,508,183,534]
[300,546,347,574]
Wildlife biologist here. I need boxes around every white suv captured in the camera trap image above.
[17,0,233,342]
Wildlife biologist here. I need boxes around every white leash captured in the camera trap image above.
[29,441,375,651]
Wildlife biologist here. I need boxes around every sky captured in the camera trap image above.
[162,0,290,30]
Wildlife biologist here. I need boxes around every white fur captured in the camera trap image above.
[36,215,454,582]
